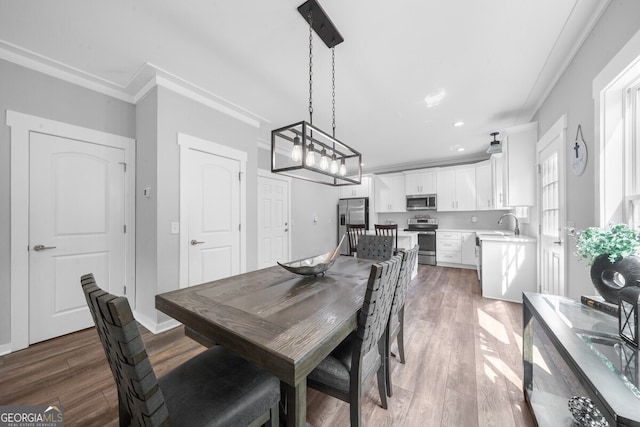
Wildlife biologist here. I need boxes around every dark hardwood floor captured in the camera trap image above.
[0,265,535,426]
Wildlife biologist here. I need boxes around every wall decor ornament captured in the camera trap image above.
[572,124,588,175]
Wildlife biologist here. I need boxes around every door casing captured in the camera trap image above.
[178,132,247,289]
[6,111,135,354]
[257,169,291,269]
[537,115,567,296]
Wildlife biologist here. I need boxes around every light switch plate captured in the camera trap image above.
[170,222,179,234]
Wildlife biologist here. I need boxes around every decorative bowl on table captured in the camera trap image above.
[277,235,345,276]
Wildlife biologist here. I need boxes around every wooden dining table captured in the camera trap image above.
[155,255,376,427]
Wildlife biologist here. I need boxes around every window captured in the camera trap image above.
[627,81,640,228]
[594,29,640,227]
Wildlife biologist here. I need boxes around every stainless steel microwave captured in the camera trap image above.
[406,194,437,210]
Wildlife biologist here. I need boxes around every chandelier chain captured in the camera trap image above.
[332,46,336,137]
[308,11,313,124]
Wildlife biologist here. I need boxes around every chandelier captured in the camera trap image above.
[271,0,362,186]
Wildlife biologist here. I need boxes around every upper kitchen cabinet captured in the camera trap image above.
[475,160,493,210]
[339,175,371,199]
[502,122,537,207]
[476,156,507,210]
[437,165,476,211]
[375,173,406,212]
[491,154,506,209]
[404,168,437,195]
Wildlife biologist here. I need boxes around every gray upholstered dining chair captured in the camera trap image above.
[81,273,280,427]
[307,254,402,427]
[385,245,419,397]
[356,235,394,261]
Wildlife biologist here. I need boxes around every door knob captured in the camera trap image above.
[33,244,56,251]
[553,241,562,245]
[190,240,205,245]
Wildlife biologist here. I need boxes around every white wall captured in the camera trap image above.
[0,58,135,346]
[257,145,340,259]
[133,86,261,326]
[378,210,514,232]
[532,0,640,299]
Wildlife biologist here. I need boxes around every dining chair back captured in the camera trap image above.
[385,244,419,397]
[356,235,394,261]
[346,224,367,255]
[81,273,280,427]
[307,254,402,427]
[374,224,399,254]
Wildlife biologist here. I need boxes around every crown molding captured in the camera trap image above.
[0,39,268,128]
[523,0,611,122]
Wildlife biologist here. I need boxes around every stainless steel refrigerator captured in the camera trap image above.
[337,197,369,255]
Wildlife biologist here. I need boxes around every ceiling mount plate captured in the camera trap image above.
[297,0,344,48]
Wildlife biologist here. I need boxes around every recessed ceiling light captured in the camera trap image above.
[424,89,446,108]
[453,121,464,127]
[457,147,465,152]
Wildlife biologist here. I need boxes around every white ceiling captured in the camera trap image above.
[0,0,609,172]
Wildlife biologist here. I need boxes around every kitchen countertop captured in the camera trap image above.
[371,229,419,236]
[477,234,536,243]
[435,228,537,243]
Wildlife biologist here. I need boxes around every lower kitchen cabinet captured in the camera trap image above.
[436,231,477,267]
[461,232,476,265]
[436,231,462,264]
[480,237,536,302]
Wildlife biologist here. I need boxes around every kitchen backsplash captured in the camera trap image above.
[377,210,515,231]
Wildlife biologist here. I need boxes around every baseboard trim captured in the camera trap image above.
[133,310,180,334]
[0,343,13,356]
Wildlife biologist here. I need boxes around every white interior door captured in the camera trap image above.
[29,132,126,344]
[187,148,240,285]
[257,174,290,268]
[537,117,566,296]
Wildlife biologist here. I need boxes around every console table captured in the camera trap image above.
[523,292,640,426]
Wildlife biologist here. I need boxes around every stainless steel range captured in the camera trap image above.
[405,217,438,265]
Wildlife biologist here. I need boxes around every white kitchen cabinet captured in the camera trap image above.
[437,166,476,211]
[437,230,477,266]
[461,232,477,265]
[475,161,493,210]
[502,122,537,207]
[404,168,437,195]
[339,175,371,199]
[491,154,507,209]
[374,173,405,212]
[436,231,462,264]
[480,237,537,302]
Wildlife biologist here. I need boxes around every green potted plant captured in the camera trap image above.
[571,223,640,303]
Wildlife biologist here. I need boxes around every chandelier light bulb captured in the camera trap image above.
[306,143,316,167]
[320,148,329,170]
[291,136,302,162]
[339,159,347,176]
[330,154,339,174]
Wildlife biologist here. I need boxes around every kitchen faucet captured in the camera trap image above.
[498,213,520,236]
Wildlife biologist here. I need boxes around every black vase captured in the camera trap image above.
[590,254,640,303]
